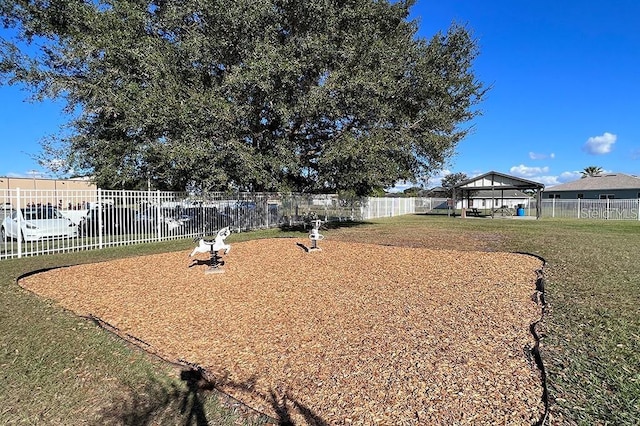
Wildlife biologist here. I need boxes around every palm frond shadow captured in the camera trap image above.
[96,367,327,426]
[213,371,328,426]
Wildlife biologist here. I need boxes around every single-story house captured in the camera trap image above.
[543,173,640,199]
[423,186,447,198]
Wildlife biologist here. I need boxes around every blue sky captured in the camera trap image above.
[1,0,639,189]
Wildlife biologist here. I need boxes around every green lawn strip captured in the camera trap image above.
[487,219,639,424]
[534,227,640,425]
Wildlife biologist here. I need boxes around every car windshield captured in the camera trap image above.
[21,208,61,220]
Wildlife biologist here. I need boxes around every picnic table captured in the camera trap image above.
[492,206,516,216]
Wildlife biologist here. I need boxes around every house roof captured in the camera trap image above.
[546,173,640,192]
[424,186,446,196]
[453,171,545,191]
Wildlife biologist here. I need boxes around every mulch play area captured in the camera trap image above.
[19,238,544,424]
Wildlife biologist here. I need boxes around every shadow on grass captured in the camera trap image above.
[97,367,327,426]
[417,211,456,217]
[96,369,213,426]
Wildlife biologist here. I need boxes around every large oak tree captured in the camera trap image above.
[1,0,486,194]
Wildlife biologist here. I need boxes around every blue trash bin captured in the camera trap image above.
[517,207,525,216]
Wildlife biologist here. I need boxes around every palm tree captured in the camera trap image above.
[581,166,603,178]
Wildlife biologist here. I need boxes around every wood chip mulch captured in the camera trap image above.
[19,238,544,425]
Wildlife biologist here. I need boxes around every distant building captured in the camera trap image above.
[1,176,96,191]
[423,186,447,198]
[543,173,640,199]
[1,176,97,208]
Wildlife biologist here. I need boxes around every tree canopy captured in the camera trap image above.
[1,0,486,194]
[440,172,468,198]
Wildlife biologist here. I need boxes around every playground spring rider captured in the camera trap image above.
[308,219,324,251]
[190,226,231,273]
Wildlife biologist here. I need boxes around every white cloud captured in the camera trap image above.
[509,164,549,177]
[536,171,583,187]
[423,169,451,188]
[388,169,457,192]
[558,171,582,182]
[529,152,555,160]
[583,132,616,155]
[387,180,414,193]
[535,176,561,186]
[6,170,47,179]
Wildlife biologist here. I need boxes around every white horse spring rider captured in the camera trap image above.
[190,226,231,257]
[309,219,324,250]
[309,225,324,242]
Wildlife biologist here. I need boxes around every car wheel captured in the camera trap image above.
[0,226,6,241]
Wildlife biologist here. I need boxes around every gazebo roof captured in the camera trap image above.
[454,171,545,191]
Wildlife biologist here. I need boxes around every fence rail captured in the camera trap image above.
[536,198,640,220]
[3,189,638,260]
[3,189,433,259]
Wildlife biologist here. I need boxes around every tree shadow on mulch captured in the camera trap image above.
[96,367,327,426]
[211,370,329,426]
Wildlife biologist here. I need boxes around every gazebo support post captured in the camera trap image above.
[451,189,456,217]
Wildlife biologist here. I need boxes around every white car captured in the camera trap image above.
[1,207,78,242]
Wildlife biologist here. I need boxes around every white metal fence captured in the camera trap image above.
[360,197,418,219]
[4,189,637,260]
[535,198,640,220]
[1,189,430,259]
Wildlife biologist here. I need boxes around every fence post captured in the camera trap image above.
[264,193,269,229]
[16,188,22,258]
[577,198,580,219]
[156,190,161,242]
[97,188,104,249]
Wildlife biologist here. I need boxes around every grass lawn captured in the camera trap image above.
[1,217,639,424]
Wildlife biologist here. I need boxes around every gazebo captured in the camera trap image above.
[452,171,545,219]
